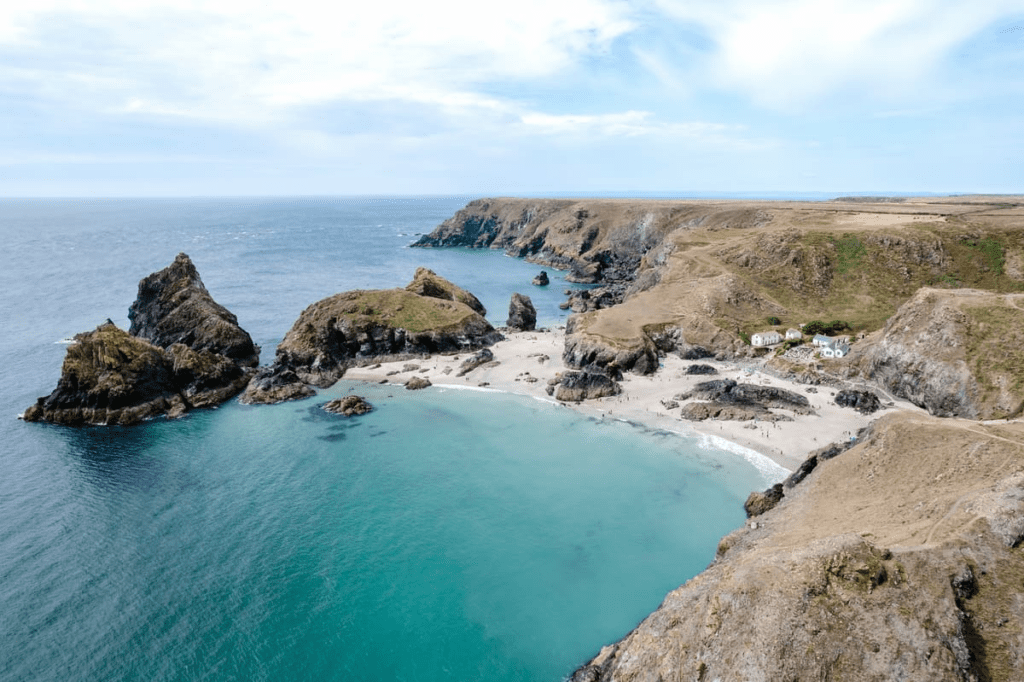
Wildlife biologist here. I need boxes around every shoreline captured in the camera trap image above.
[342,329,926,479]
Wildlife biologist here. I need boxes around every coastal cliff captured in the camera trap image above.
[241,270,501,404]
[850,287,1024,419]
[23,254,258,425]
[571,412,1024,681]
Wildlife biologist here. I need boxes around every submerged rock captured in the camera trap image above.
[24,254,258,425]
[323,395,373,416]
[506,293,537,331]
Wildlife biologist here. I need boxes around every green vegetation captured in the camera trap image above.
[347,290,477,332]
[831,234,867,275]
[767,316,781,326]
[802,320,850,335]
[963,303,1024,417]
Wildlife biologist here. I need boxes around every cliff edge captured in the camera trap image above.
[571,412,1024,681]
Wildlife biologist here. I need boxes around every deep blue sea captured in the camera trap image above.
[0,197,773,682]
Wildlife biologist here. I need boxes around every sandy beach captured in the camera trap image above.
[343,328,926,478]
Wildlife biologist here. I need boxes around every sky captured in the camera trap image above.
[1,0,1023,197]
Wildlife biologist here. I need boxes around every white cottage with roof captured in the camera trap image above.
[785,328,802,340]
[751,330,783,347]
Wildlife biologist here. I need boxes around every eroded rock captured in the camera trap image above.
[506,293,537,331]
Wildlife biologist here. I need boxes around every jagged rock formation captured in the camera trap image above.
[506,293,537,331]
[684,363,717,375]
[532,270,549,286]
[851,288,1024,419]
[240,271,501,404]
[129,253,259,366]
[835,388,882,413]
[571,412,1024,681]
[323,395,373,416]
[553,369,621,402]
[404,266,486,316]
[24,255,258,425]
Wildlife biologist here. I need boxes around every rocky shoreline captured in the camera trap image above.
[22,196,1024,679]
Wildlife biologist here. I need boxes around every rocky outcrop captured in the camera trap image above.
[323,395,373,416]
[853,288,1024,419]
[506,293,536,331]
[679,401,787,422]
[404,376,432,390]
[835,388,882,413]
[405,266,486,316]
[456,348,495,377]
[684,363,717,375]
[24,254,258,425]
[554,369,621,402]
[241,271,501,404]
[129,252,259,366]
[571,412,1024,681]
[677,379,812,413]
[532,270,549,286]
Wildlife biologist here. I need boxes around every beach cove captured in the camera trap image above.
[2,197,785,681]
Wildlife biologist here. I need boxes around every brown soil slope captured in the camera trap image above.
[571,412,1024,682]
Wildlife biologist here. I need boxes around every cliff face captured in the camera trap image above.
[571,412,1024,682]
[851,288,1024,419]
[24,254,257,425]
[241,271,501,404]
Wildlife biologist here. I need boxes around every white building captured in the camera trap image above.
[820,341,850,358]
[812,334,832,347]
[785,328,802,340]
[751,330,783,347]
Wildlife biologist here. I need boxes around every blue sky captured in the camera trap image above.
[1,0,1022,196]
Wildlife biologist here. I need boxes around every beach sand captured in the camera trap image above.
[343,328,925,476]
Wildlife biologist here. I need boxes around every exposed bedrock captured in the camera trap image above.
[323,395,373,416]
[571,412,1024,681]
[129,252,259,366]
[851,287,1024,419]
[241,271,501,404]
[411,198,682,288]
[554,368,621,402]
[404,266,487,316]
[506,293,537,331]
[24,254,258,425]
[676,379,813,414]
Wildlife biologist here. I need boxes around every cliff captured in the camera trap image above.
[24,254,258,425]
[241,271,501,404]
[571,412,1024,681]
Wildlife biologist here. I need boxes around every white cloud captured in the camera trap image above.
[0,0,634,123]
[650,0,1024,109]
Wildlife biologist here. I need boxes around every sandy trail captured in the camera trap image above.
[343,328,926,477]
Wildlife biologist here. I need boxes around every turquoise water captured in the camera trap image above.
[1,198,772,681]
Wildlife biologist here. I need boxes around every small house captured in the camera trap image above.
[812,334,832,347]
[785,328,802,340]
[820,341,850,359]
[751,330,783,347]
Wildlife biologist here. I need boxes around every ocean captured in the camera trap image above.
[0,197,775,681]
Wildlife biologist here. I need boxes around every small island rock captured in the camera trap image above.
[532,271,549,286]
[24,254,258,425]
[323,395,374,416]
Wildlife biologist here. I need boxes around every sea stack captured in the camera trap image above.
[23,254,259,425]
[506,293,537,331]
